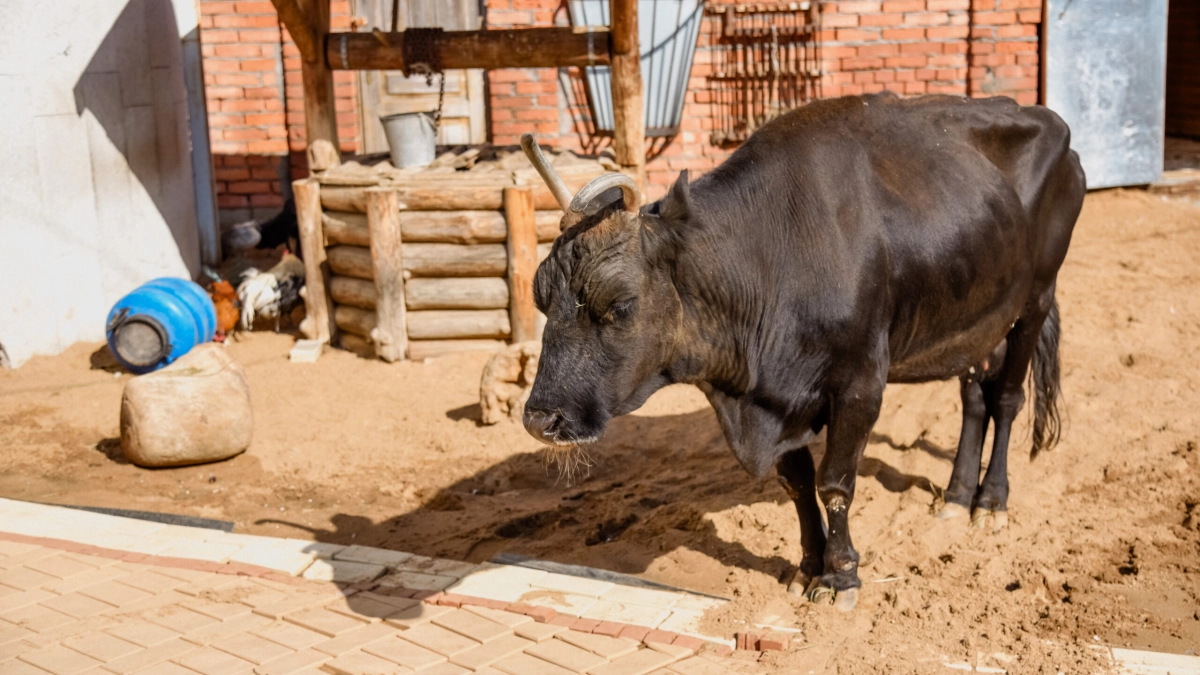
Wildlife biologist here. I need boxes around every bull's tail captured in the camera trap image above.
[1030,297,1062,459]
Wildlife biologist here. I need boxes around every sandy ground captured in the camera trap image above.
[2,189,1198,673]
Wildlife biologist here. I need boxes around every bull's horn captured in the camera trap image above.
[570,172,642,214]
[520,133,572,212]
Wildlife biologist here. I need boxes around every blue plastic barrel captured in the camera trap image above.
[105,278,217,374]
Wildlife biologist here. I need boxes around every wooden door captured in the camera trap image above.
[353,0,487,152]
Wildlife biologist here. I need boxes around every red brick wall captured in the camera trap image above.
[199,0,1042,219]
[198,0,360,226]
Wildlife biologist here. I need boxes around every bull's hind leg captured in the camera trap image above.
[972,297,1054,532]
[938,376,990,520]
[777,447,827,596]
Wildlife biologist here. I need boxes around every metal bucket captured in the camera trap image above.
[381,111,436,169]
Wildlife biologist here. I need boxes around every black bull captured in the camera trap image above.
[521,93,1086,610]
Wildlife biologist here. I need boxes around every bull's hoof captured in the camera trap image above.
[936,502,969,520]
[786,569,814,597]
[806,584,858,612]
[970,508,1008,533]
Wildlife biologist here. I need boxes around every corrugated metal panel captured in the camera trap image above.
[1044,0,1168,188]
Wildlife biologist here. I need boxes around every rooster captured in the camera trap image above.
[237,252,306,332]
[209,280,240,342]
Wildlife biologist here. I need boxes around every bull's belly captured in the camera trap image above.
[886,299,1021,383]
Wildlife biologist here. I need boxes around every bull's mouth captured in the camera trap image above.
[522,407,602,447]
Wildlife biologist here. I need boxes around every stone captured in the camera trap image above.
[479,341,540,425]
[120,344,253,467]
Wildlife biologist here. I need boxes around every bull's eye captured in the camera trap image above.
[604,298,636,324]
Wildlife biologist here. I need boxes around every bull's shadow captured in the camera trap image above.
[264,402,944,589]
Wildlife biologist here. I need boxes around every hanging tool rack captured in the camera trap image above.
[706,2,822,144]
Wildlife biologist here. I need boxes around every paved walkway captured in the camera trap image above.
[1,498,1197,675]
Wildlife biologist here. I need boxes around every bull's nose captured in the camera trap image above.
[523,407,561,443]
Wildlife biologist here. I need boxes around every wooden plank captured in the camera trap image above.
[408,339,506,360]
[609,0,646,188]
[296,0,340,171]
[406,277,508,310]
[326,27,611,71]
[334,305,377,337]
[327,243,508,278]
[320,177,597,212]
[407,310,511,340]
[331,276,509,310]
[503,187,539,344]
[329,275,377,309]
[294,178,335,343]
[325,209,562,245]
[338,331,376,358]
[366,188,407,361]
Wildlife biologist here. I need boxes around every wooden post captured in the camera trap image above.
[272,0,341,171]
[294,178,336,343]
[366,188,408,362]
[503,187,539,344]
[609,0,646,188]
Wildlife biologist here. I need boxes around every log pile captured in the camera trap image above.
[298,146,608,360]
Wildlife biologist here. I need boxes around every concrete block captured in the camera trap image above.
[580,601,671,629]
[229,542,317,576]
[530,574,613,598]
[331,545,412,569]
[301,560,385,585]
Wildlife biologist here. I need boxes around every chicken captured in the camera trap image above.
[208,280,240,342]
[237,252,306,332]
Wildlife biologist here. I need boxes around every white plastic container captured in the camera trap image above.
[380,111,436,169]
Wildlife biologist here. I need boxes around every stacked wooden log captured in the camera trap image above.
[298,148,609,361]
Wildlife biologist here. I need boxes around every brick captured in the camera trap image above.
[143,606,220,634]
[2,567,58,590]
[174,645,256,675]
[362,634,446,670]
[513,621,566,644]
[129,663,198,675]
[94,637,197,675]
[396,623,478,657]
[671,636,705,652]
[77,580,153,608]
[252,649,329,675]
[618,625,650,643]
[493,652,578,675]
[17,644,103,675]
[570,617,600,633]
[181,612,272,647]
[383,602,455,630]
[26,555,97,580]
[526,638,606,672]
[212,632,295,664]
[664,655,729,673]
[449,634,533,671]
[325,592,418,623]
[284,608,367,637]
[61,631,141,662]
[311,623,396,657]
[556,631,638,660]
[432,609,511,643]
[587,647,677,675]
[38,592,113,619]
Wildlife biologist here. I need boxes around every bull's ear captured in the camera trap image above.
[658,170,690,223]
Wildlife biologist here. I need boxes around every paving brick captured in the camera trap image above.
[461,605,533,629]
[514,621,567,644]
[301,560,385,585]
[180,612,272,647]
[395,556,477,580]
[103,620,181,648]
[0,620,33,645]
[556,631,639,660]
[25,555,98,581]
[421,663,471,675]
[283,608,366,637]
[61,631,141,662]
[361,634,446,670]
[181,597,253,621]
[331,546,413,569]
[597,587,682,610]
[2,603,74,634]
[645,641,694,659]
[431,609,511,643]
[618,625,650,643]
[395,623,478,657]
[586,647,678,675]
[142,606,219,634]
[375,571,457,592]
[381,603,455,630]
[2,660,59,675]
[526,637,608,672]
[251,620,328,650]
[252,648,329,675]
[174,645,256,674]
[665,655,730,674]
[671,636,705,653]
[229,543,316,576]
[491,652,578,675]
[324,592,417,623]
[42,567,130,595]
[111,572,185,595]
[0,589,56,614]
[322,649,412,675]
[213,632,296,664]
[0,635,37,662]
[570,618,600,633]
[126,662,197,675]
[18,643,103,675]
[3,567,59,591]
[311,622,396,656]
[530,575,613,598]
[448,634,532,671]
[76,581,152,608]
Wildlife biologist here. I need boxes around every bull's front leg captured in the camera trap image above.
[809,380,884,612]
[777,447,827,596]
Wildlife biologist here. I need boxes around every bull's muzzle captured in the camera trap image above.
[522,406,562,445]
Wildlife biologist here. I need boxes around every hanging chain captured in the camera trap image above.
[402,27,446,137]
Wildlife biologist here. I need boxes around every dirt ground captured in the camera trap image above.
[2,189,1198,673]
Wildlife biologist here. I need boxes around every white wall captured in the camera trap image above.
[0,0,204,368]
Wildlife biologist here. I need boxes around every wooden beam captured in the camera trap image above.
[297,0,340,171]
[366,188,407,362]
[270,0,317,62]
[294,178,335,343]
[325,27,611,71]
[609,0,646,186]
[503,187,539,344]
